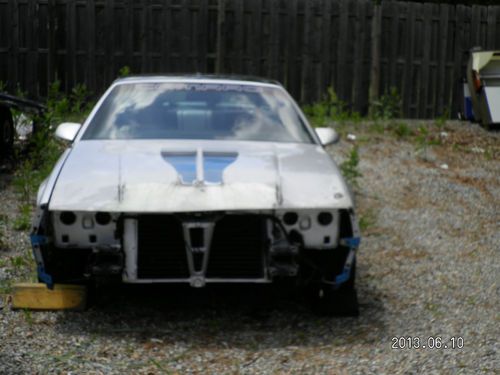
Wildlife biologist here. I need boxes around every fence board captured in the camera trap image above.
[336,0,349,102]
[352,0,366,113]
[300,0,312,102]
[436,4,449,117]
[2,0,500,118]
[8,0,19,89]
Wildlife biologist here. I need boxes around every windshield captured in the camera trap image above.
[82,82,314,143]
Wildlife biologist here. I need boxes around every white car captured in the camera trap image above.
[32,76,361,315]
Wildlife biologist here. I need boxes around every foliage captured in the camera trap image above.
[303,87,361,126]
[0,214,7,250]
[359,208,377,232]
[12,81,94,232]
[13,204,32,231]
[118,65,132,77]
[389,122,413,139]
[435,107,449,129]
[46,80,94,124]
[340,146,362,189]
[370,87,402,120]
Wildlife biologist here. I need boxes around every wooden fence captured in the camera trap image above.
[1,0,500,118]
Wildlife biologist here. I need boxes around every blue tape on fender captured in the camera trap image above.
[37,266,54,289]
[335,269,350,284]
[30,235,47,246]
[340,237,361,248]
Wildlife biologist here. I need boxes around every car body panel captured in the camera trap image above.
[48,139,352,212]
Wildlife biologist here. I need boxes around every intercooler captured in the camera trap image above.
[135,214,267,281]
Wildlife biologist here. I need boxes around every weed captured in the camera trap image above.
[0,279,13,294]
[359,209,377,231]
[0,80,6,92]
[369,120,386,134]
[10,255,27,269]
[22,308,33,326]
[119,65,132,77]
[70,83,92,116]
[46,80,93,124]
[149,359,168,372]
[303,87,361,126]
[12,80,93,225]
[390,122,412,139]
[13,204,31,231]
[370,87,402,120]
[435,107,449,129]
[0,215,7,250]
[340,146,362,189]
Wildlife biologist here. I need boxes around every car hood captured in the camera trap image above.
[48,140,353,212]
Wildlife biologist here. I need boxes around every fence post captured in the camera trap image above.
[47,0,56,86]
[215,0,225,74]
[368,3,381,116]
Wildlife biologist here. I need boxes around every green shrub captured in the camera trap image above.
[303,87,361,126]
[340,146,362,189]
[119,65,132,77]
[370,87,402,120]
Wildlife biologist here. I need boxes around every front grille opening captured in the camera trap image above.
[207,215,266,278]
[137,215,189,279]
[136,214,268,280]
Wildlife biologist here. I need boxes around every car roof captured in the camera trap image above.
[114,74,282,87]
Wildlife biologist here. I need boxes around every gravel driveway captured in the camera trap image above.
[0,121,498,374]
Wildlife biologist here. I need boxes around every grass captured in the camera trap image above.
[303,87,361,127]
[13,204,32,231]
[0,214,7,250]
[340,146,362,189]
[369,87,402,120]
[359,209,377,232]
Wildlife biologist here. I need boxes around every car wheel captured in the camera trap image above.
[308,260,359,316]
[0,107,14,157]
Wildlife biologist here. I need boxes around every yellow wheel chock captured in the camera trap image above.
[11,283,87,310]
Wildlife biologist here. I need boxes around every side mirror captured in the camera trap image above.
[315,127,339,146]
[55,122,81,142]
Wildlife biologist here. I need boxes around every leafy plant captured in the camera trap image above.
[390,122,412,139]
[303,87,361,126]
[10,255,28,268]
[13,204,32,231]
[12,81,94,233]
[435,107,449,129]
[370,87,402,120]
[359,209,377,231]
[0,214,7,250]
[340,146,362,189]
[119,65,131,77]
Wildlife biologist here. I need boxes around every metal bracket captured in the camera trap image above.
[333,236,361,287]
[182,221,215,287]
[37,266,54,289]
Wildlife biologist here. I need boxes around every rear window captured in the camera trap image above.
[82,82,313,143]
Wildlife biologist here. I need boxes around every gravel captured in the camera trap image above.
[0,121,498,374]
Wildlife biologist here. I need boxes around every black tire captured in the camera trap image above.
[307,259,359,316]
[309,285,359,317]
[0,107,14,158]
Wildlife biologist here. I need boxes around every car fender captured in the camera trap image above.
[36,148,72,207]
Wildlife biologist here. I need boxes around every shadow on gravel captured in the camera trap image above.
[53,278,386,349]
